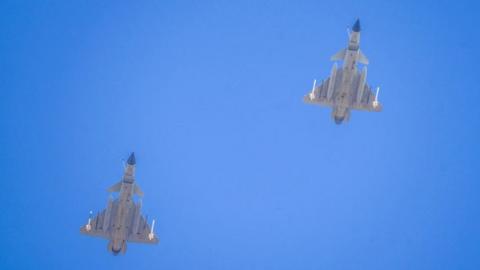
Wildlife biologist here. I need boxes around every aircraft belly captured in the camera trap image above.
[334,69,355,107]
[112,198,132,240]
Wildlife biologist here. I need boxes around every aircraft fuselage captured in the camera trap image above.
[332,31,362,124]
[109,164,136,255]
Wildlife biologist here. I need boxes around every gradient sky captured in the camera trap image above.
[1,1,479,269]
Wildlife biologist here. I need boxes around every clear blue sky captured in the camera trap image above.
[1,1,479,269]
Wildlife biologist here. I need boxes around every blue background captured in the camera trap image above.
[1,1,479,269]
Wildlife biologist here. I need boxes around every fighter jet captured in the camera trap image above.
[304,19,382,124]
[80,153,158,255]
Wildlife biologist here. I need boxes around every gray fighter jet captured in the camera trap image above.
[304,19,382,124]
[80,153,158,255]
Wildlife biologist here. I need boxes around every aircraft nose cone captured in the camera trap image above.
[352,19,361,32]
[127,152,136,165]
[334,116,345,124]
